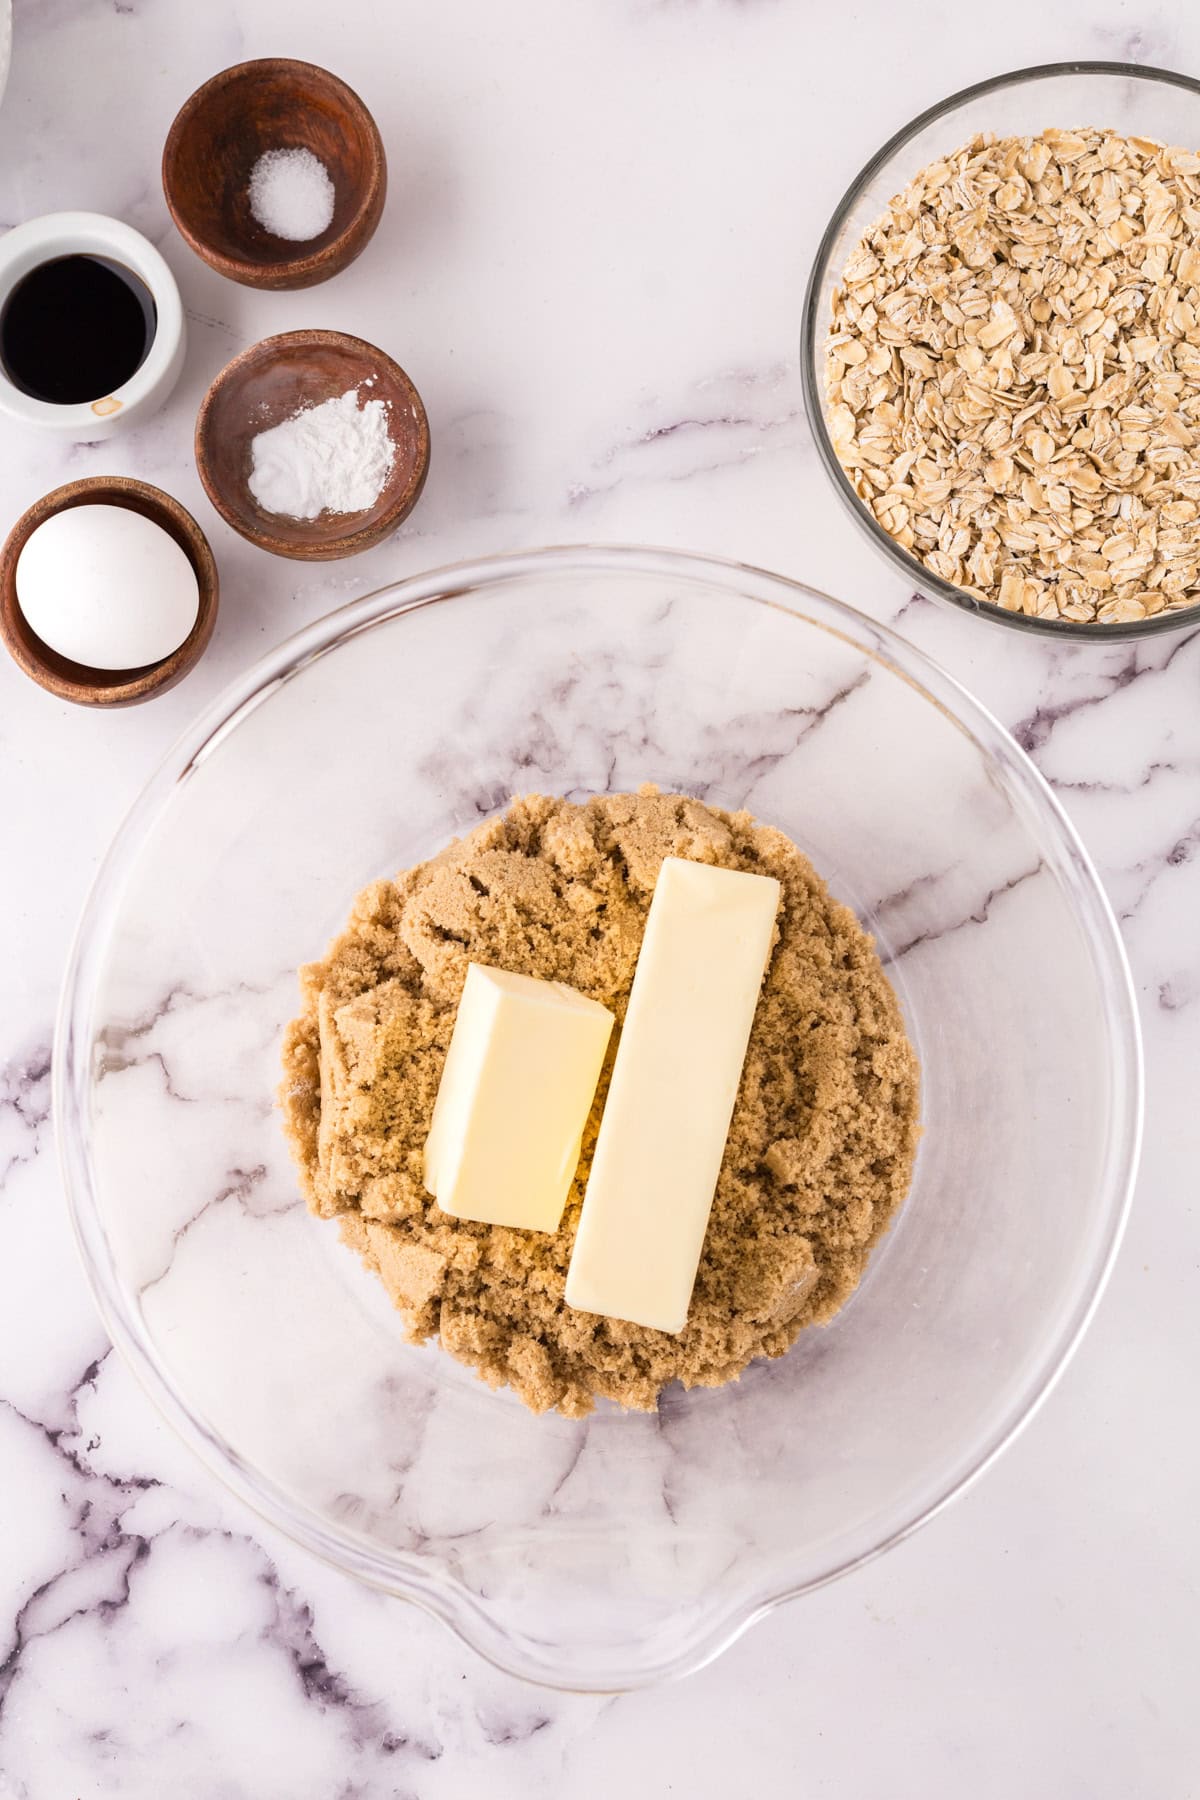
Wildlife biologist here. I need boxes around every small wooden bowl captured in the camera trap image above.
[0,477,219,707]
[162,58,386,290]
[195,329,431,561]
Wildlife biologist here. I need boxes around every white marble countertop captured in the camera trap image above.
[1,1,1197,1794]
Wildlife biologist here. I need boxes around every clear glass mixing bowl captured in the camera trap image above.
[800,61,1200,640]
[55,547,1141,1690]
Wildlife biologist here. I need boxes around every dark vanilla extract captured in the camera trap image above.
[0,254,156,405]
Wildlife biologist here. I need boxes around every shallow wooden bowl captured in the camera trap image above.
[195,329,431,561]
[0,476,219,707]
[162,58,386,290]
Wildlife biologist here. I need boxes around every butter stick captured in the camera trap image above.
[565,857,780,1333]
[424,963,614,1232]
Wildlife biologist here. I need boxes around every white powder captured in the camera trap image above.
[248,147,336,242]
[248,387,395,520]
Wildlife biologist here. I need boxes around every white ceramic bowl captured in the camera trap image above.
[0,212,186,438]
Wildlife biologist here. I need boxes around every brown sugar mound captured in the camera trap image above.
[279,789,920,1417]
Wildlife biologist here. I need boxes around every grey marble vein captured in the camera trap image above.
[0,1042,51,1191]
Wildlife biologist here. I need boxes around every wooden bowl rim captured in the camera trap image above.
[0,476,220,706]
[161,56,386,288]
[194,328,431,562]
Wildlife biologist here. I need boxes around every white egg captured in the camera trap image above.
[15,502,200,671]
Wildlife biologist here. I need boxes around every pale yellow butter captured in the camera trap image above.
[424,963,614,1232]
[565,857,781,1333]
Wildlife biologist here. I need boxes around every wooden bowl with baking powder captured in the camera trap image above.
[0,476,219,707]
[195,329,431,562]
[162,58,386,291]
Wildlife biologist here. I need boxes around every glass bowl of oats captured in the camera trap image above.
[56,547,1141,1689]
[801,60,1200,637]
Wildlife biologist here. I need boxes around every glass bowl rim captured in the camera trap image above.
[799,58,1200,643]
[53,542,1144,1689]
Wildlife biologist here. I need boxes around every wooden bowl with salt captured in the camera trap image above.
[163,58,386,291]
[194,330,431,562]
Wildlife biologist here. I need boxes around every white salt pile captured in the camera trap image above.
[248,147,336,242]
